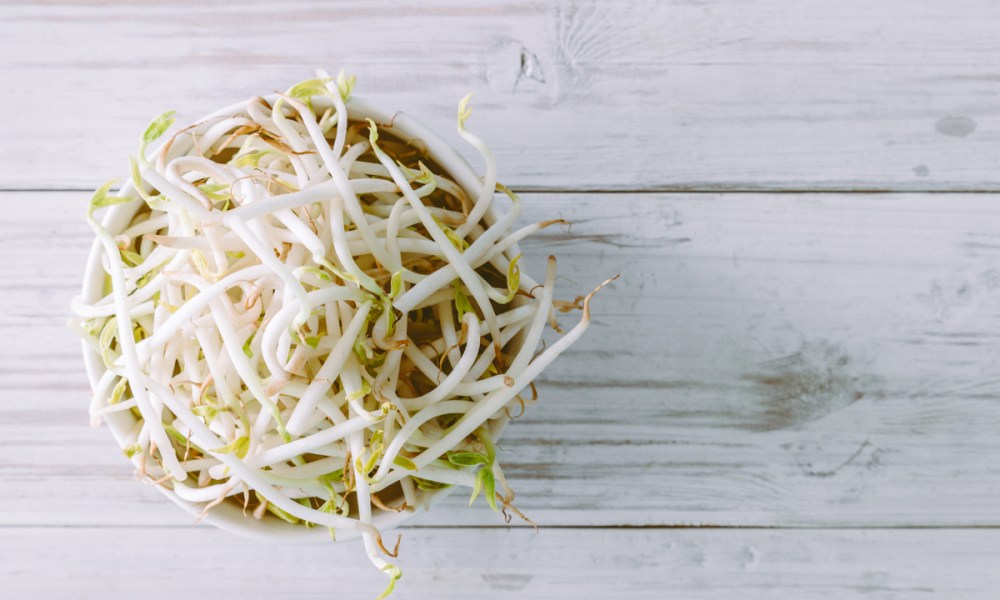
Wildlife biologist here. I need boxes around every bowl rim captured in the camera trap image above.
[80,94,519,542]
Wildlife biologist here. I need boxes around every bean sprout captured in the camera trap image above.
[72,71,611,599]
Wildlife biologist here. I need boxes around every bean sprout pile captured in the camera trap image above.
[71,71,610,597]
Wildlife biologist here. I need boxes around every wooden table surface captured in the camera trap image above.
[3,1,1000,598]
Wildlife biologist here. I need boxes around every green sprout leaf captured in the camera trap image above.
[313,254,366,289]
[288,77,333,100]
[412,161,437,189]
[120,249,144,267]
[382,296,397,336]
[242,332,255,358]
[318,107,337,133]
[354,336,385,370]
[336,70,356,101]
[142,110,176,146]
[98,318,118,370]
[110,376,129,405]
[354,335,374,361]
[393,456,417,471]
[412,477,450,491]
[191,403,218,420]
[197,181,230,202]
[447,452,489,467]
[482,468,498,511]
[469,467,497,511]
[369,429,384,450]
[457,93,474,129]
[231,149,276,168]
[214,436,251,460]
[453,281,474,321]
[362,449,381,475]
[135,258,168,289]
[198,183,233,210]
[300,265,333,283]
[469,466,484,505]
[376,565,402,600]
[389,270,403,299]
[347,379,372,402]
[267,504,301,524]
[129,155,143,190]
[318,471,345,487]
[163,424,206,454]
[123,444,143,459]
[82,317,107,337]
[138,110,176,164]
[497,254,521,304]
[129,156,170,210]
[88,179,128,218]
[433,216,469,251]
[317,497,340,539]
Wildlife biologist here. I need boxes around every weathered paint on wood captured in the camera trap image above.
[4,1,1000,190]
[5,526,1000,599]
[3,191,1000,529]
[4,2,1000,595]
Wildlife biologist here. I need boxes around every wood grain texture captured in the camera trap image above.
[3,3,1000,595]
[4,1,1000,190]
[3,191,1000,529]
[5,526,1000,599]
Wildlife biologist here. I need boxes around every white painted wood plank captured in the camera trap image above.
[4,1,1000,190]
[4,526,1000,599]
[3,191,1000,528]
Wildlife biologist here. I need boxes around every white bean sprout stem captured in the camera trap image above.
[72,71,613,599]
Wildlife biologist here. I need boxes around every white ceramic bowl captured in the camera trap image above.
[81,95,520,542]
